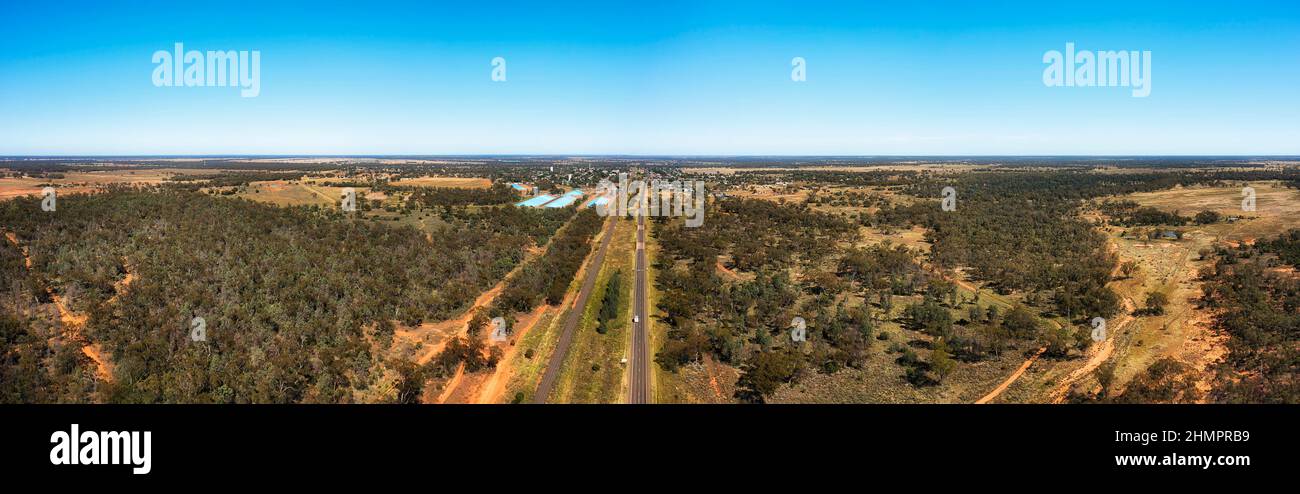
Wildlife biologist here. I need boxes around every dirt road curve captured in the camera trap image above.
[1049,296,1135,403]
[975,347,1046,404]
[975,238,1136,404]
[5,231,113,383]
[1048,240,1139,403]
[532,218,616,403]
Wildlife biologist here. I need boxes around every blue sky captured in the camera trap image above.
[1,0,1298,155]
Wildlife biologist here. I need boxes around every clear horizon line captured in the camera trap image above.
[4,154,1300,159]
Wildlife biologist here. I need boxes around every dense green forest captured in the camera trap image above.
[168,171,312,188]
[406,183,521,207]
[391,208,603,403]
[0,237,98,403]
[491,208,604,317]
[0,188,568,403]
[1098,200,1190,226]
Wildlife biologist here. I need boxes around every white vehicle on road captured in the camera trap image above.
[633,315,639,323]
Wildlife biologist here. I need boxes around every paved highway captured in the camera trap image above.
[629,212,650,404]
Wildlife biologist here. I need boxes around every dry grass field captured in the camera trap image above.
[991,182,1300,403]
[389,176,492,188]
[221,180,374,208]
[1093,183,1300,399]
[1122,182,1300,242]
[0,167,224,198]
